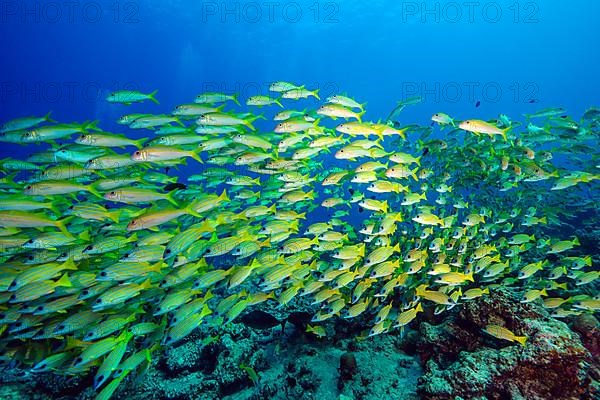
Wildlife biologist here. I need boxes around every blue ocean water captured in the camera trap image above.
[1,0,598,151]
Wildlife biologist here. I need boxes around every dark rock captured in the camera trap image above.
[339,352,358,381]
[286,312,312,330]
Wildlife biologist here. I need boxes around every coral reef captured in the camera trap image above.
[2,287,598,400]
[416,287,597,400]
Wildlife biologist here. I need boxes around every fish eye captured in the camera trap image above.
[85,245,93,251]
[100,271,107,277]
[161,279,167,285]
[36,306,44,311]
[75,357,83,364]
[82,290,89,295]
[95,299,102,304]
[166,336,172,343]
[134,151,141,156]
[25,185,32,190]
[27,255,34,261]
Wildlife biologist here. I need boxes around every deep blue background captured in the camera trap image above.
[1,0,599,159]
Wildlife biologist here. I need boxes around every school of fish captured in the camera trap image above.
[0,83,599,399]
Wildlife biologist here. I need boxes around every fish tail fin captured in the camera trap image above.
[244,120,256,131]
[109,209,122,223]
[166,191,180,207]
[515,335,527,346]
[87,184,103,199]
[151,261,164,274]
[140,278,153,290]
[415,155,422,166]
[231,93,241,106]
[55,216,74,237]
[62,257,78,271]
[312,89,320,100]
[44,111,56,123]
[83,120,100,132]
[572,237,580,246]
[149,90,159,104]
[218,189,230,203]
[275,98,283,108]
[55,273,72,288]
[360,102,367,110]
[190,149,204,164]
[411,167,419,181]
[185,202,203,218]
[357,110,366,123]
[539,217,547,224]
[260,237,271,248]
[359,243,366,258]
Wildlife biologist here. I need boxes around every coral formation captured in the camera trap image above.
[416,287,597,400]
